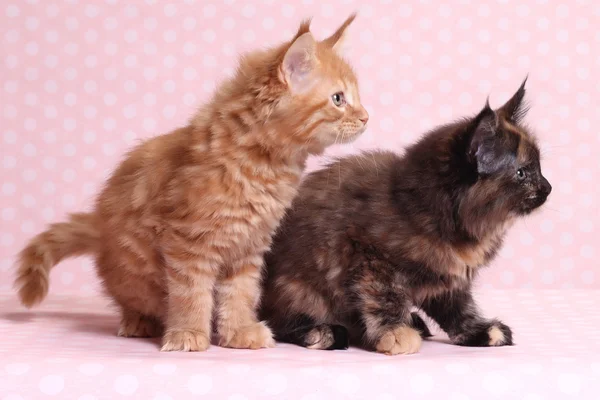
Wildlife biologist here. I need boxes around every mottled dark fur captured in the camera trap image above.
[260,80,551,355]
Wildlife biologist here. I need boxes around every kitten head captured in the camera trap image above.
[276,14,368,153]
[465,79,552,218]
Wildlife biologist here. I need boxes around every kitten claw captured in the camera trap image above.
[219,321,275,349]
[161,330,210,352]
[376,325,422,355]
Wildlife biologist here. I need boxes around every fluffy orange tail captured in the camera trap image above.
[15,212,100,308]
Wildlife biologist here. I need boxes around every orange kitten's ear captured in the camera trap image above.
[280,32,317,92]
[322,13,357,52]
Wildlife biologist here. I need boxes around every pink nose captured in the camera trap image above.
[359,109,369,124]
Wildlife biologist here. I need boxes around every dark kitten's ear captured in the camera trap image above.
[497,77,529,123]
[468,101,504,176]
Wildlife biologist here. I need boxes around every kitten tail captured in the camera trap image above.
[14,212,100,308]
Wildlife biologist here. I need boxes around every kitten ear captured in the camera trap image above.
[280,32,317,91]
[469,101,504,176]
[322,13,357,52]
[497,76,529,123]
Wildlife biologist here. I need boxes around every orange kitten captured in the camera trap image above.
[14,15,368,352]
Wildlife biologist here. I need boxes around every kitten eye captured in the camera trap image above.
[332,92,346,107]
[516,168,526,180]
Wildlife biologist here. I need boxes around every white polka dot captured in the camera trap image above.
[581,271,595,285]
[188,374,213,395]
[153,364,177,375]
[242,4,256,18]
[263,373,288,395]
[114,375,139,396]
[5,363,30,375]
[163,80,176,93]
[79,363,104,376]
[124,29,138,43]
[4,130,17,143]
[2,208,16,221]
[379,117,394,132]
[242,29,255,43]
[541,271,554,285]
[83,157,96,170]
[410,374,434,394]
[62,194,76,208]
[6,4,20,18]
[103,143,117,156]
[3,182,17,195]
[39,375,64,396]
[332,373,360,395]
[183,17,196,30]
[482,372,510,395]
[203,55,217,68]
[103,118,116,131]
[42,207,54,221]
[1,233,14,247]
[203,4,216,18]
[62,169,76,182]
[557,373,582,395]
[580,245,594,259]
[502,271,514,284]
[379,92,394,106]
[163,105,177,119]
[152,394,173,400]
[22,169,37,182]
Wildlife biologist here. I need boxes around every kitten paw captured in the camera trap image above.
[376,325,422,355]
[118,314,162,338]
[160,330,210,352]
[219,321,275,350]
[305,324,349,350]
[454,320,513,347]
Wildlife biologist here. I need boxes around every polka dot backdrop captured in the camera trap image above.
[1,0,599,293]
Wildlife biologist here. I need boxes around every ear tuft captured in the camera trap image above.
[322,13,357,52]
[497,76,529,123]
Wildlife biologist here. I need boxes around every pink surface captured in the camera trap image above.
[1,290,600,399]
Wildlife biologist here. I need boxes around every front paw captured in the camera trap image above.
[375,325,422,355]
[454,320,513,347]
[161,329,210,352]
[218,321,275,350]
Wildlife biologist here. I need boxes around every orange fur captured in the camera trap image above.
[14,15,367,352]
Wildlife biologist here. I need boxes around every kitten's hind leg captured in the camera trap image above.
[118,309,163,338]
[274,314,349,350]
[411,312,433,338]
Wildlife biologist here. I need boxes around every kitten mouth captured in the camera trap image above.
[520,196,548,213]
[340,126,367,142]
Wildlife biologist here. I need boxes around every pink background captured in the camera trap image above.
[1,0,599,295]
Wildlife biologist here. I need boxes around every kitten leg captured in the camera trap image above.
[118,309,163,338]
[354,274,422,355]
[160,260,216,352]
[273,314,349,350]
[215,258,275,349]
[420,289,513,347]
[410,312,433,338]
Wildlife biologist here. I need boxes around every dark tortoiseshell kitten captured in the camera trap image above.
[260,80,552,355]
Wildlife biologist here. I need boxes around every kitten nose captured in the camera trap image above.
[539,176,552,197]
[358,107,369,125]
